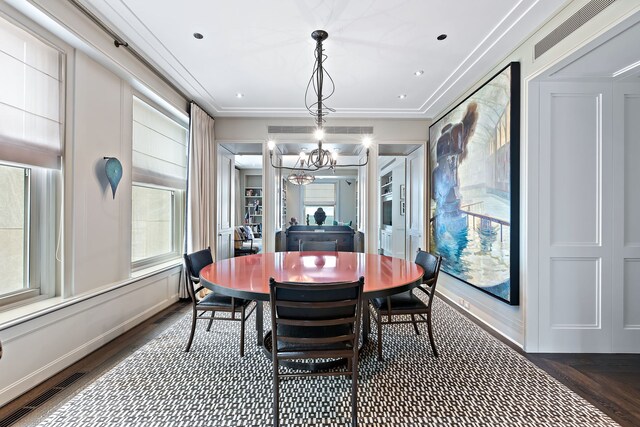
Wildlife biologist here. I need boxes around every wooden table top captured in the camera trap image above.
[200,252,424,301]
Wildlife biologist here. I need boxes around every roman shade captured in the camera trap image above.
[133,96,188,189]
[304,183,335,205]
[0,16,62,169]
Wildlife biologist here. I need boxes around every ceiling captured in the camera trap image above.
[79,0,563,119]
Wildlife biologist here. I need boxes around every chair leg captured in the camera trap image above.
[240,307,246,357]
[376,310,383,361]
[427,311,438,357]
[411,314,420,335]
[185,308,197,352]
[273,360,280,427]
[351,355,358,427]
[206,311,215,332]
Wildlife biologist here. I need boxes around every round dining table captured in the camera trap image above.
[199,251,424,346]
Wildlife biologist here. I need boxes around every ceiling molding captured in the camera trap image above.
[79,0,562,119]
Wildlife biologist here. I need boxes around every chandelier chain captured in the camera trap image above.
[269,30,370,184]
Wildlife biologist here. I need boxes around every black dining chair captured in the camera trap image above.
[369,248,442,360]
[269,277,364,427]
[183,247,255,356]
[299,240,338,251]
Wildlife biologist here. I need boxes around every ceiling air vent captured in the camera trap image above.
[534,0,616,59]
[268,126,374,135]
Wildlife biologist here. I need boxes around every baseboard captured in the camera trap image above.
[0,297,177,407]
[437,291,524,350]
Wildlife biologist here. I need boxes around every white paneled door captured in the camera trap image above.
[538,81,640,352]
[406,146,425,260]
[538,82,613,352]
[217,150,235,261]
[612,83,640,352]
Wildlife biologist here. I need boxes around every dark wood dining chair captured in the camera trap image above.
[299,240,338,251]
[183,247,255,356]
[269,277,364,427]
[369,248,442,360]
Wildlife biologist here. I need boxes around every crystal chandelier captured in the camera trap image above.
[268,30,371,177]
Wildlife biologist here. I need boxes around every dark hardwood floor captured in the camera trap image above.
[526,353,640,427]
[1,300,639,426]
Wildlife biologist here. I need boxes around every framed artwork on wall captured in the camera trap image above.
[428,62,520,305]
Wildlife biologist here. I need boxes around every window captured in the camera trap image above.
[0,164,27,296]
[304,183,336,225]
[0,16,61,306]
[132,185,177,263]
[131,97,187,268]
[304,205,335,225]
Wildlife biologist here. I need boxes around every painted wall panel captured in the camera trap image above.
[0,268,181,407]
[550,258,600,327]
[623,259,640,328]
[549,94,601,246]
[624,95,640,246]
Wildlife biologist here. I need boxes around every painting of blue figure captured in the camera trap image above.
[429,62,520,305]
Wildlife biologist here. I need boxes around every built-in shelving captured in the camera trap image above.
[380,170,394,255]
[243,176,262,237]
[282,178,287,227]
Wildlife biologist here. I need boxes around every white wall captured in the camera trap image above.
[72,52,132,293]
[337,179,357,225]
[430,1,640,348]
[0,1,185,406]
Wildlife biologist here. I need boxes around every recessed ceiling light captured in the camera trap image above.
[414,70,424,76]
[193,32,204,39]
[437,34,447,41]
[236,93,244,98]
[398,94,407,99]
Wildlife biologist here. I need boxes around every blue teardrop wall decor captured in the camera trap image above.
[104,157,123,199]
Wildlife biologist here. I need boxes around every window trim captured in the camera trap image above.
[0,162,58,308]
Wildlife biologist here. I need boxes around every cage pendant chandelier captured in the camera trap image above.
[268,30,371,182]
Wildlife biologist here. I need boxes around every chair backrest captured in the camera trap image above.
[183,247,213,300]
[299,240,338,251]
[269,277,364,357]
[414,249,442,305]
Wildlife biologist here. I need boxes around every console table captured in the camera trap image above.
[284,225,355,252]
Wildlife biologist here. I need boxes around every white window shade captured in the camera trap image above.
[133,97,187,189]
[0,16,62,169]
[304,183,336,205]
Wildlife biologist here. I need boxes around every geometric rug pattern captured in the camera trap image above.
[38,297,618,426]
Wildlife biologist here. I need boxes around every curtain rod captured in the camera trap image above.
[67,0,192,103]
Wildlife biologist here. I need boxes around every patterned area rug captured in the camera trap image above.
[38,298,617,426]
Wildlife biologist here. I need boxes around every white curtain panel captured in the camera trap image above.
[187,102,216,256]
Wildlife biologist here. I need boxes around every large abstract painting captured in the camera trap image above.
[429,62,520,305]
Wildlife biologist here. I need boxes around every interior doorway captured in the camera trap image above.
[377,143,426,261]
[274,140,362,251]
[216,142,264,260]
